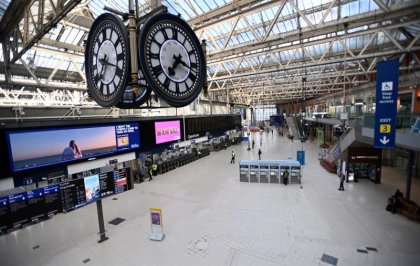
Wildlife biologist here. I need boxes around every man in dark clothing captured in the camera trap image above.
[258,149,262,160]
[283,169,289,185]
[338,173,345,191]
[230,151,235,164]
[252,140,255,149]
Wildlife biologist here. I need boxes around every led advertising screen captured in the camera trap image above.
[6,123,140,172]
[0,196,10,233]
[83,175,100,204]
[154,120,181,144]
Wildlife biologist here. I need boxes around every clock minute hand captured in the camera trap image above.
[99,58,118,68]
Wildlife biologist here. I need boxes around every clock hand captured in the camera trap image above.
[168,54,183,76]
[99,58,118,68]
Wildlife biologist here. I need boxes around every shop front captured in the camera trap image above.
[347,147,382,184]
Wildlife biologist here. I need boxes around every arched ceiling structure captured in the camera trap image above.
[0,0,419,108]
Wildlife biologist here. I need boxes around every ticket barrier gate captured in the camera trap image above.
[240,164,249,182]
[259,165,269,183]
[270,166,280,183]
[250,165,259,182]
[239,160,301,184]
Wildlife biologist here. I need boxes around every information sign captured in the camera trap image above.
[374,60,399,148]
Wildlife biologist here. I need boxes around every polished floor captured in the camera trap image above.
[1,132,420,266]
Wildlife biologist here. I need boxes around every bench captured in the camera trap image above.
[397,197,420,222]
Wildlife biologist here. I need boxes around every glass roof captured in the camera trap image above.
[0,0,419,104]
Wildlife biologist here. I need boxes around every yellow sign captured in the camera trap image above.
[380,124,391,133]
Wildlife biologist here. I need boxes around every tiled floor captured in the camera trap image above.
[1,131,420,266]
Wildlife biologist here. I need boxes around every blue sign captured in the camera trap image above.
[374,60,399,148]
[297,150,305,165]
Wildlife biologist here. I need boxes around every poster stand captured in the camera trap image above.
[150,208,165,241]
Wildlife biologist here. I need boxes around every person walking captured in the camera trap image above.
[230,150,235,164]
[338,173,345,191]
[252,140,255,149]
[148,166,153,181]
[258,149,262,160]
[283,169,289,185]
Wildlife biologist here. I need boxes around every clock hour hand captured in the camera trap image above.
[168,54,184,76]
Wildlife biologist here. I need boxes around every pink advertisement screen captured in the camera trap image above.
[155,120,181,144]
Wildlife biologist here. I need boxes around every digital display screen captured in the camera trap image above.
[84,174,100,204]
[154,120,181,144]
[99,172,115,198]
[0,196,10,232]
[59,179,86,212]
[6,123,140,172]
[8,192,29,228]
[114,168,128,194]
[43,184,61,217]
[27,187,46,223]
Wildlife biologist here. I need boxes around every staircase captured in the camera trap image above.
[325,121,357,162]
[286,117,303,139]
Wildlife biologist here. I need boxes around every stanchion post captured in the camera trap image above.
[96,199,109,243]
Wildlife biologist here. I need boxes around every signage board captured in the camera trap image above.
[374,60,399,148]
[150,208,164,241]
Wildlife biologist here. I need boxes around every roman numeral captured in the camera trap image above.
[163,77,170,88]
[188,72,196,81]
[150,52,159,59]
[115,68,123,78]
[161,28,168,39]
[152,65,163,76]
[175,83,180,93]
[171,27,178,40]
[117,53,124,61]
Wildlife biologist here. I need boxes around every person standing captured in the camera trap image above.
[283,169,289,185]
[148,166,153,181]
[258,149,262,160]
[252,140,255,149]
[230,150,235,164]
[338,173,345,191]
[152,163,158,176]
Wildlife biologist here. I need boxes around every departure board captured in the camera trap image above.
[27,187,46,222]
[43,184,61,217]
[114,168,128,194]
[8,191,29,228]
[59,179,86,212]
[99,172,115,197]
[0,196,10,233]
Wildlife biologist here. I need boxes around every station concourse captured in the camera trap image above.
[1,131,419,266]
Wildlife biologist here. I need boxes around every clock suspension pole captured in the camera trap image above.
[128,0,139,94]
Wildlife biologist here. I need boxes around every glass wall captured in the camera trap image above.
[254,105,277,121]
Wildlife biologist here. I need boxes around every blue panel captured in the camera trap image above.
[374,60,399,148]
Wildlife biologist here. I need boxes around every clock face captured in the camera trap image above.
[138,13,206,107]
[116,69,151,109]
[85,13,129,107]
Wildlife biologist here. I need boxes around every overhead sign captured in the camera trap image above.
[374,60,399,148]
